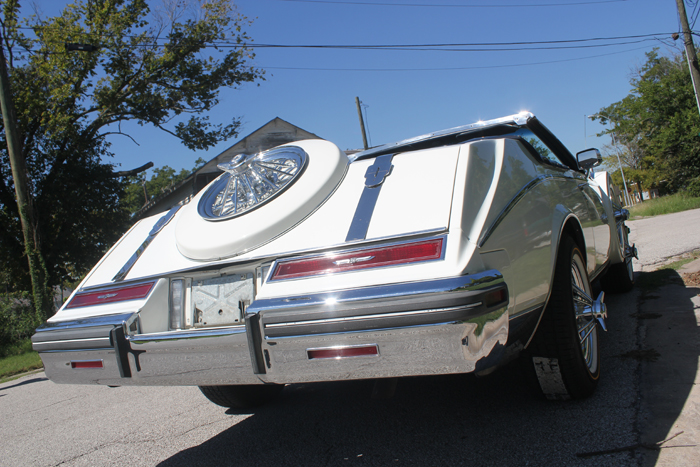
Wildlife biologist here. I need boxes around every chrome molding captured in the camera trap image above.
[113,205,183,281]
[346,154,395,241]
[478,173,581,248]
[254,270,503,313]
[264,302,482,329]
[34,313,136,332]
[129,324,246,344]
[350,112,533,162]
[35,272,510,386]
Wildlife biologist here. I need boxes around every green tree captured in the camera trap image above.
[592,49,700,195]
[0,0,262,317]
[122,158,205,214]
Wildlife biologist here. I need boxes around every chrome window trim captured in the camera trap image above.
[267,234,447,283]
[350,112,533,162]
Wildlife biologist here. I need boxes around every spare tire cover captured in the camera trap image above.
[175,140,348,261]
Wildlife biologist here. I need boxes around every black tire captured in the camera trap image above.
[600,220,634,293]
[199,384,284,408]
[528,236,600,400]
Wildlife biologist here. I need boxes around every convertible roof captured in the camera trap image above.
[350,112,579,172]
[350,112,533,162]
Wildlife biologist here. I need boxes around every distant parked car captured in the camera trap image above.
[32,112,636,407]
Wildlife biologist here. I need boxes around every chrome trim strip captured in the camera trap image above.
[252,270,503,314]
[346,154,395,241]
[350,112,533,162]
[478,173,581,248]
[35,337,109,346]
[34,313,136,333]
[39,348,114,353]
[264,322,448,341]
[128,325,246,343]
[113,205,183,281]
[265,302,482,328]
[267,234,447,282]
[306,343,379,352]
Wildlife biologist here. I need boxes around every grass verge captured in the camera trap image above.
[628,193,700,219]
[0,339,43,383]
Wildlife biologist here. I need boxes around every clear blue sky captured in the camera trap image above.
[30,0,683,174]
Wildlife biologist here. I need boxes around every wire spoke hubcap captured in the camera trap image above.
[571,255,605,373]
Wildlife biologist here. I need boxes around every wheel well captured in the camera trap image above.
[561,218,586,267]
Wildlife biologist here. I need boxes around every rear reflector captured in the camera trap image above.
[271,238,444,281]
[71,360,104,369]
[66,282,155,309]
[483,288,508,308]
[307,345,379,360]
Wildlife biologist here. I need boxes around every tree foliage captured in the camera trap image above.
[0,0,262,293]
[122,157,204,214]
[592,49,700,195]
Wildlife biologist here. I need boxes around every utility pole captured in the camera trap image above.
[0,31,50,319]
[355,96,369,150]
[676,0,700,116]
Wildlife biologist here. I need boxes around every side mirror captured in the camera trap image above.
[576,148,602,170]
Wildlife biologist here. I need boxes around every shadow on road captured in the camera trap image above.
[0,376,48,391]
[158,290,645,467]
[635,269,699,466]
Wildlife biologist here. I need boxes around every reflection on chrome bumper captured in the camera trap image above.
[33,270,509,386]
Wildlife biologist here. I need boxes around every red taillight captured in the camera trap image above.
[271,238,444,281]
[66,282,155,309]
[71,360,104,369]
[307,345,379,360]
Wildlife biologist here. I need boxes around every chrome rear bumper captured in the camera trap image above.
[33,270,508,386]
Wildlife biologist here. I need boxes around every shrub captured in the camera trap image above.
[684,177,700,198]
[0,292,37,350]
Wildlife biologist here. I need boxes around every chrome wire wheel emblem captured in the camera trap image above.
[571,257,606,374]
[198,146,308,221]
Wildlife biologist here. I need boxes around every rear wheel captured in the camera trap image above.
[528,236,605,400]
[199,384,284,408]
[601,219,635,293]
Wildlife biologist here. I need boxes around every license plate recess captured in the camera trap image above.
[192,273,254,327]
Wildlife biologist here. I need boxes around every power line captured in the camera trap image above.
[241,37,658,52]
[271,0,628,7]
[261,44,654,71]
[10,23,672,51]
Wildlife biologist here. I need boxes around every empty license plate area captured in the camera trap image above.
[192,273,254,327]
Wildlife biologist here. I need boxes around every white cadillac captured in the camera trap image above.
[32,112,637,407]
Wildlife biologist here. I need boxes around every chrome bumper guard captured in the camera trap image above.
[33,270,508,386]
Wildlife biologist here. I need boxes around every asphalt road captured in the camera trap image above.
[2,209,699,467]
[628,208,700,270]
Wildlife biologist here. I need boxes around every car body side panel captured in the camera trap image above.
[478,140,593,318]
